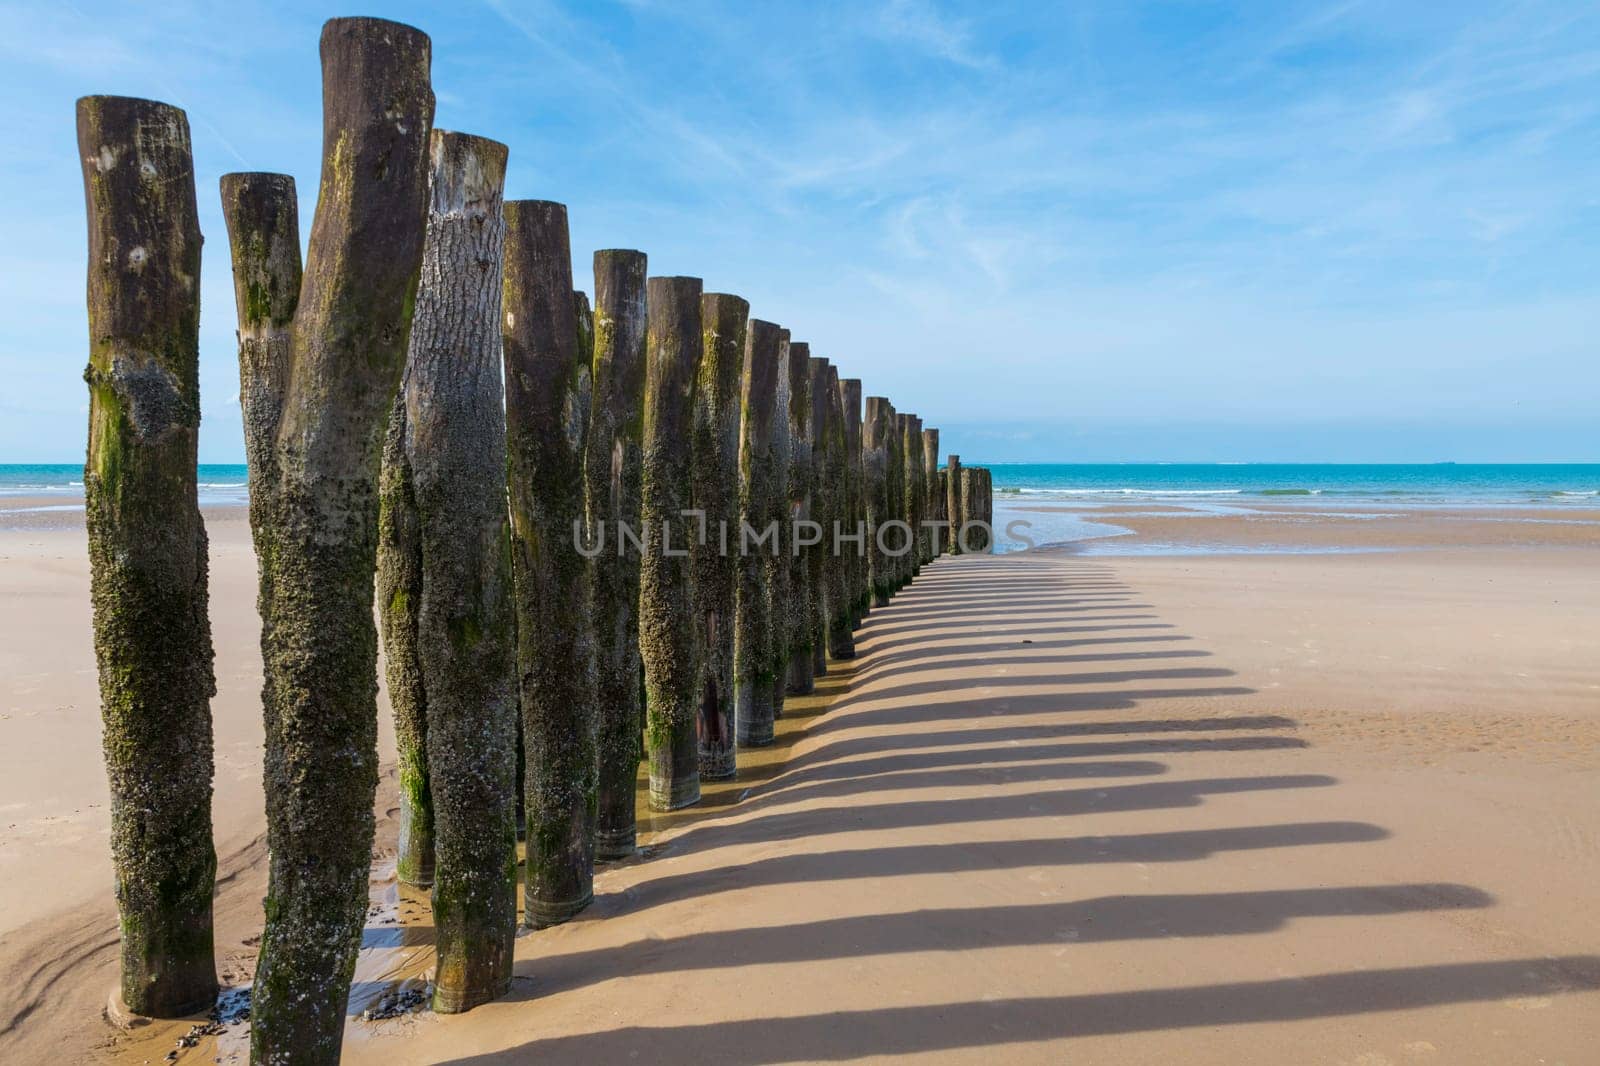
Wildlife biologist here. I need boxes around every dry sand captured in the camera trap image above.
[1,510,1598,1064]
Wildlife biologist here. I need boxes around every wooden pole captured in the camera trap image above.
[806,357,832,677]
[588,250,648,859]
[694,294,747,779]
[922,427,941,561]
[769,330,793,720]
[945,453,963,554]
[820,363,854,660]
[640,277,704,809]
[837,378,866,628]
[371,131,517,1010]
[887,409,908,590]
[503,200,598,927]
[903,413,925,579]
[959,466,977,553]
[863,397,894,606]
[242,18,435,1062]
[79,95,218,1019]
[783,341,815,695]
[733,319,784,747]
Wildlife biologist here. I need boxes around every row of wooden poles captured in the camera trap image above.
[76,16,994,1066]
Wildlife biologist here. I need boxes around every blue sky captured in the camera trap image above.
[3,0,1597,462]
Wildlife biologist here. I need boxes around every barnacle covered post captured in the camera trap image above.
[236,18,435,1062]
[922,427,941,563]
[783,341,815,695]
[587,250,648,859]
[768,329,794,719]
[733,319,784,747]
[863,397,894,607]
[945,453,963,554]
[502,199,598,926]
[640,277,704,808]
[819,363,854,660]
[373,131,518,1010]
[838,378,867,627]
[958,466,978,552]
[693,294,747,779]
[79,94,218,1019]
[885,406,907,592]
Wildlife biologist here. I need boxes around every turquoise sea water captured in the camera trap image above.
[0,464,250,506]
[980,463,1599,504]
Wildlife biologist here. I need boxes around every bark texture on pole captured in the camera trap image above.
[587,250,647,859]
[783,342,815,695]
[863,397,894,607]
[838,378,866,628]
[768,330,793,719]
[373,131,517,1012]
[922,427,941,562]
[818,363,854,660]
[502,200,598,928]
[240,18,435,1063]
[733,318,784,747]
[79,95,218,1019]
[693,294,747,779]
[640,277,704,809]
[959,467,978,552]
[886,409,908,590]
[945,453,963,555]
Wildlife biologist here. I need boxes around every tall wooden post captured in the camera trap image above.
[863,397,894,607]
[838,378,866,627]
[945,453,963,554]
[819,363,854,660]
[885,409,907,590]
[370,132,517,1010]
[640,277,704,809]
[733,319,784,747]
[958,467,977,553]
[903,413,925,580]
[237,18,435,1062]
[805,357,833,676]
[922,427,941,562]
[694,294,747,779]
[784,341,815,695]
[588,250,647,859]
[502,200,598,927]
[79,95,218,1019]
[769,330,793,720]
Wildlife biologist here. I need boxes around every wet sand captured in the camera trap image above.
[2,517,1598,1064]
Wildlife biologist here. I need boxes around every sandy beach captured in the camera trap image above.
[2,504,1598,1064]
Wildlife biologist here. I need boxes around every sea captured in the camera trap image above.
[3,462,1597,554]
[975,463,1600,555]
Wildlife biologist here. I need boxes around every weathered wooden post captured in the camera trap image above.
[640,277,704,808]
[733,319,784,747]
[863,397,894,607]
[693,294,747,779]
[838,378,867,628]
[922,427,941,562]
[958,466,978,553]
[228,18,435,1062]
[903,413,925,580]
[819,363,855,660]
[945,453,963,554]
[806,357,833,676]
[978,467,994,550]
[79,95,218,1020]
[886,410,908,591]
[503,200,598,926]
[587,250,647,859]
[784,341,815,695]
[369,131,518,1010]
[769,330,794,720]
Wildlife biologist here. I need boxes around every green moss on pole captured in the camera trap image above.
[733,319,785,747]
[640,277,704,808]
[234,18,435,1063]
[502,200,598,927]
[373,131,518,1012]
[902,413,925,581]
[693,294,747,779]
[768,331,793,720]
[587,250,647,859]
[78,94,218,1020]
[783,341,815,695]
[805,357,834,675]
